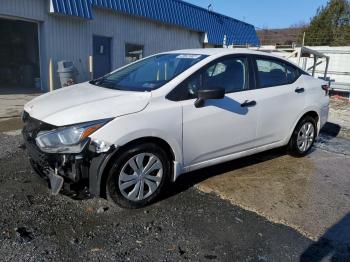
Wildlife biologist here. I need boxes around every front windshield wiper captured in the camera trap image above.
[89,77,104,86]
[90,77,118,89]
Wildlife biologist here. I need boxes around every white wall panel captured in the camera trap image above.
[1,1,203,91]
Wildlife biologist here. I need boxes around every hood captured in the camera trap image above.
[24,82,151,126]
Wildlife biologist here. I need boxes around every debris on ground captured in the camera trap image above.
[97,206,109,214]
[15,227,34,243]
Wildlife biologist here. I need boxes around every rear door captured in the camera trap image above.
[252,56,306,147]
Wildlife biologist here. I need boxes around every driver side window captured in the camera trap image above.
[173,56,249,100]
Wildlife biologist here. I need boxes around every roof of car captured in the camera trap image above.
[175,48,281,57]
[165,48,298,67]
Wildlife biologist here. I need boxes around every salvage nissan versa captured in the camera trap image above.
[22,49,329,208]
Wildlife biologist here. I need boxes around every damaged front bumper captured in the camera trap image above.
[22,114,114,198]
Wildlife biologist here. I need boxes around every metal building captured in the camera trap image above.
[0,0,259,92]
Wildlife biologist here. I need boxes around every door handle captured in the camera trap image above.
[295,87,305,93]
[241,100,257,107]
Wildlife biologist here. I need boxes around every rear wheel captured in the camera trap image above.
[288,116,317,157]
[106,143,171,208]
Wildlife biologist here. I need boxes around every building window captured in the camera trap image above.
[125,43,144,64]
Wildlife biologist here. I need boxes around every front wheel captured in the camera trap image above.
[288,116,317,157]
[106,143,171,208]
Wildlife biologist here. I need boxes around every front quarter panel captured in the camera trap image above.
[89,97,183,164]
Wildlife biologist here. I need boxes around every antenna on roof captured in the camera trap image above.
[208,4,213,12]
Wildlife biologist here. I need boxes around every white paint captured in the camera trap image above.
[25,49,330,178]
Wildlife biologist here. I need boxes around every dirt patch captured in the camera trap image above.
[0,118,23,133]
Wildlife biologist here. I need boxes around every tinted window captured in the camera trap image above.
[256,58,300,88]
[177,57,249,100]
[286,64,301,84]
[90,54,207,91]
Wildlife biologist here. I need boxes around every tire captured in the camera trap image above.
[106,143,171,209]
[288,116,317,157]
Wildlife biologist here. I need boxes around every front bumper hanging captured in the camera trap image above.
[47,169,64,196]
[22,114,109,197]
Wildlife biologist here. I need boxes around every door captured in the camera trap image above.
[0,18,40,90]
[177,56,258,167]
[93,36,111,79]
[252,56,306,147]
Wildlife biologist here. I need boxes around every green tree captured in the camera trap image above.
[304,0,350,46]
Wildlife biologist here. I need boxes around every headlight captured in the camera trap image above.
[35,119,111,153]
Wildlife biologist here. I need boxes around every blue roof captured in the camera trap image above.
[50,0,259,46]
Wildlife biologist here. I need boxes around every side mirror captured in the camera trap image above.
[195,88,225,108]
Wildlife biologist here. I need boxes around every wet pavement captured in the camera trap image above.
[196,141,350,240]
[0,87,41,119]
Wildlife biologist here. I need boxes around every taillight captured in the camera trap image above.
[321,84,330,95]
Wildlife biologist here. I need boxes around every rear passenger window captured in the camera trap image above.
[286,64,301,84]
[256,59,300,88]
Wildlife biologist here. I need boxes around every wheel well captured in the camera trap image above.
[118,137,175,161]
[301,111,319,124]
[288,111,320,145]
[99,137,175,198]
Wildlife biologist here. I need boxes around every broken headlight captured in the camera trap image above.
[35,119,111,153]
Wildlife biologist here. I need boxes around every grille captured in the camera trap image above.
[22,113,55,141]
[22,113,56,172]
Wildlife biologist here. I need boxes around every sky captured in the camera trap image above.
[185,0,329,29]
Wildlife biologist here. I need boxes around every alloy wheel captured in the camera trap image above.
[297,122,315,152]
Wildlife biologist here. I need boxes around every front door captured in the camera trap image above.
[93,36,111,79]
[179,56,258,167]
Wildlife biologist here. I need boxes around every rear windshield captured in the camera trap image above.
[90,53,208,92]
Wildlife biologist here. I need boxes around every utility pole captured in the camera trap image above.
[302,32,306,46]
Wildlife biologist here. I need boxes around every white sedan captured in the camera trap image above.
[22,49,329,208]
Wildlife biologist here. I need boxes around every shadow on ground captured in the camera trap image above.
[300,213,350,261]
[164,147,288,201]
[321,122,341,138]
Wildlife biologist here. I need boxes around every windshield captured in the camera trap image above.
[90,53,208,91]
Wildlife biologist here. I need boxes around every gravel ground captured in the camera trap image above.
[0,132,324,262]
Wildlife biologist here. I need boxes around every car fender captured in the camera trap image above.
[284,105,322,144]
[111,128,182,163]
[88,129,182,197]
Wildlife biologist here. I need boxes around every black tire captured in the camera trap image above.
[106,143,171,209]
[288,116,317,157]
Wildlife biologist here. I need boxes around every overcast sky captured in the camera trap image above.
[185,0,329,29]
